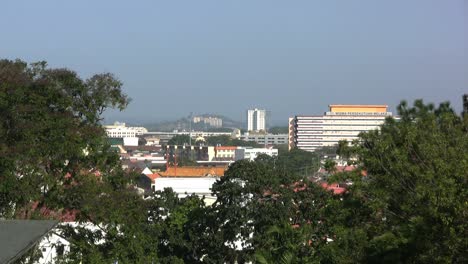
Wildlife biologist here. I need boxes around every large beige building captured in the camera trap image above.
[289,105,393,152]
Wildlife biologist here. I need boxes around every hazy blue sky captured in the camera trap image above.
[1,0,466,125]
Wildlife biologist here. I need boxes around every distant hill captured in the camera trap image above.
[140,114,243,132]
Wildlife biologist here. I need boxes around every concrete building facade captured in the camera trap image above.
[241,133,288,145]
[247,108,266,132]
[289,105,393,152]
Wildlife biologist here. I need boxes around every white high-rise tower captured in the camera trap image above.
[247,108,266,132]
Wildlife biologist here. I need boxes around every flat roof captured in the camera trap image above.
[329,104,388,108]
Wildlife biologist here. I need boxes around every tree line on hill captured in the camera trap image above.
[1,60,466,263]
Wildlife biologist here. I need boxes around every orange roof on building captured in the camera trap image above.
[329,104,388,113]
[158,166,227,177]
[146,173,160,182]
[215,146,237,150]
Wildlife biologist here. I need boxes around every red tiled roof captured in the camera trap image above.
[321,182,346,195]
[158,166,227,177]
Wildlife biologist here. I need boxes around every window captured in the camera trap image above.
[56,244,65,256]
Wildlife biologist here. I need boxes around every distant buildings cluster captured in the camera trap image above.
[193,116,223,128]
[103,104,396,208]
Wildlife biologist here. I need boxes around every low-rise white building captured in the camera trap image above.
[235,147,278,161]
[123,137,139,146]
[104,122,148,138]
[152,177,218,205]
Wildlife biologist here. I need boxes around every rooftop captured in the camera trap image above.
[158,166,227,177]
[329,104,388,113]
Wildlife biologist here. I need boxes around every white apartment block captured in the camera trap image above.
[289,105,394,152]
[247,108,266,132]
[104,122,148,138]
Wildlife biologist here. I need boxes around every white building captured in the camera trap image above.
[151,177,218,205]
[247,108,266,132]
[214,146,238,160]
[104,122,148,138]
[235,147,278,161]
[289,105,394,152]
[123,137,139,146]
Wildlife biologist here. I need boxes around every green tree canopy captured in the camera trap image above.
[167,134,191,145]
[0,59,130,218]
[0,59,157,262]
[328,100,468,263]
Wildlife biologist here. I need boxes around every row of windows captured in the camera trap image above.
[296,121,384,126]
[296,122,383,126]
[296,129,367,133]
[295,116,389,120]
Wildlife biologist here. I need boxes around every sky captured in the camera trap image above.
[1,0,467,126]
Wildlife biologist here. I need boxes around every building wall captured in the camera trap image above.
[215,146,237,159]
[123,137,139,146]
[240,133,288,145]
